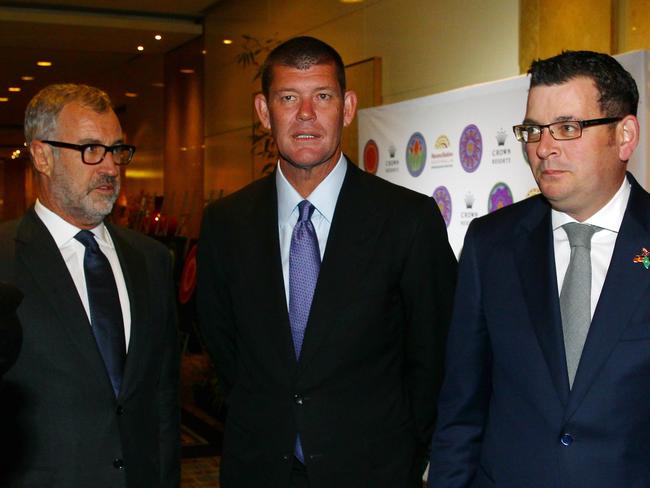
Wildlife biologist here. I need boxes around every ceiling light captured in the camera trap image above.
[340,0,364,2]
[36,61,52,67]
[137,45,144,52]
[0,97,9,102]
[124,92,138,98]
[21,76,35,81]
[179,68,195,74]
[8,87,21,92]
[154,34,162,40]
[223,39,233,45]
[202,50,207,55]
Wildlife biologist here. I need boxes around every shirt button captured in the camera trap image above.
[560,433,573,446]
[294,394,303,405]
[113,458,125,469]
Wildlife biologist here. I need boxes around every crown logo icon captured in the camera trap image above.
[388,144,396,158]
[465,192,475,209]
[496,128,507,146]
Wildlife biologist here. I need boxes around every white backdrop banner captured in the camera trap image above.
[358,50,648,257]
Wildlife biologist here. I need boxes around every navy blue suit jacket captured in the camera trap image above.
[430,174,650,488]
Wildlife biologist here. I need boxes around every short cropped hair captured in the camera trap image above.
[260,36,346,98]
[528,50,639,117]
[24,83,113,144]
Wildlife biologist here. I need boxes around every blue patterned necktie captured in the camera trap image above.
[289,200,321,463]
[75,230,126,397]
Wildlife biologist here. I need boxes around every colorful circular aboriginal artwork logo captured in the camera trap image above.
[405,132,427,177]
[459,124,483,173]
[432,186,452,227]
[488,182,513,213]
[363,139,379,174]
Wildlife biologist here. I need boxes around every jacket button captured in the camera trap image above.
[294,394,303,405]
[113,458,125,469]
[116,405,124,415]
[560,433,573,446]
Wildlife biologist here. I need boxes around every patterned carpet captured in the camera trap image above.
[181,456,220,487]
[181,353,222,487]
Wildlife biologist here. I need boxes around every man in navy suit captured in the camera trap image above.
[430,51,650,487]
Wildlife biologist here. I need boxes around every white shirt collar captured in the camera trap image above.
[34,199,112,248]
[276,153,347,225]
[551,175,631,233]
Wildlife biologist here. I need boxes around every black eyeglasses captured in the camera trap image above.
[42,140,136,165]
[512,117,622,143]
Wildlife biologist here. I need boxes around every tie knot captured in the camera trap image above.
[75,230,99,251]
[297,200,315,223]
[563,222,599,249]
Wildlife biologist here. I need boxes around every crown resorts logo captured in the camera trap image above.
[488,182,514,213]
[492,127,512,165]
[405,132,427,177]
[464,192,475,209]
[432,186,452,228]
[460,191,478,226]
[385,143,399,173]
[459,124,482,173]
[363,139,379,174]
[496,128,507,146]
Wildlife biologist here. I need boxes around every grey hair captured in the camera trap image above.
[24,83,113,144]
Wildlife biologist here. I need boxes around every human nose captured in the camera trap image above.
[297,98,315,121]
[97,149,119,175]
[535,126,560,160]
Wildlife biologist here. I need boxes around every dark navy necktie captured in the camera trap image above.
[75,230,126,397]
[289,200,321,463]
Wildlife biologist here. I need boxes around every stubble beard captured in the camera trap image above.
[51,166,120,227]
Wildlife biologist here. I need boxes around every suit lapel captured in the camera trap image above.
[566,179,650,418]
[245,175,297,375]
[298,163,385,372]
[15,209,111,390]
[514,200,570,405]
[107,224,149,400]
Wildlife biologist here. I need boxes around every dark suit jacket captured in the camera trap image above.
[197,160,457,488]
[430,174,650,488]
[0,208,180,488]
[0,282,22,377]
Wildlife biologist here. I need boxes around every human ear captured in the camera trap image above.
[342,90,358,128]
[618,115,639,162]
[254,93,272,130]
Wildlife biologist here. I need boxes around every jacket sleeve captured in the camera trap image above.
[401,198,458,469]
[157,246,181,488]
[428,221,491,488]
[196,204,237,398]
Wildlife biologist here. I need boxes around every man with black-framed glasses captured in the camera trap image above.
[430,51,650,488]
[0,83,180,488]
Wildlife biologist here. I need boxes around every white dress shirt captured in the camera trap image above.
[35,199,132,349]
[276,154,347,306]
[552,176,631,319]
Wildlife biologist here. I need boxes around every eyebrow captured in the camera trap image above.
[274,85,338,94]
[522,115,575,125]
[76,138,125,145]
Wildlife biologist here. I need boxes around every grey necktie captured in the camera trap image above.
[560,222,599,388]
